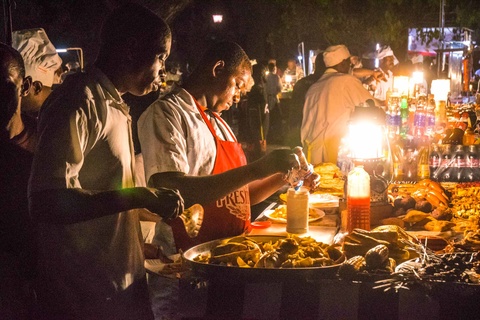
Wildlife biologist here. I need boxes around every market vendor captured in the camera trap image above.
[301,44,383,165]
[363,45,399,101]
[138,41,320,252]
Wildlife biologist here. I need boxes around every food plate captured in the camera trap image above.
[264,206,325,224]
[144,253,184,278]
[279,192,339,207]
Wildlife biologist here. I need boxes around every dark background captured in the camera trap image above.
[2,0,480,75]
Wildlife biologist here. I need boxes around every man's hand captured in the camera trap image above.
[372,70,387,82]
[145,187,184,220]
[303,171,321,191]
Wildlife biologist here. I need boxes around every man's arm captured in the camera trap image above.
[353,68,386,82]
[29,187,184,225]
[148,149,299,208]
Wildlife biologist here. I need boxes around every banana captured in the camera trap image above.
[427,190,449,207]
[411,190,426,202]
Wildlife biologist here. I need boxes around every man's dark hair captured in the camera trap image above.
[98,3,171,57]
[189,41,251,78]
[0,42,25,79]
[267,62,276,72]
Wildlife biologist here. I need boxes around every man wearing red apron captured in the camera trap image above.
[169,100,251,250]
[138,41,309,252]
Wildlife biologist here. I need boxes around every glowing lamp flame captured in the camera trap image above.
[347,122,384,160]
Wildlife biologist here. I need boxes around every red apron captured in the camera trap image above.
[170,100,251,251]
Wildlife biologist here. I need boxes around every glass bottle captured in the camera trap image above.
[452,144,466,182]
[414,95,427,138]
[426,94,436,138]
[429,144,441,181]
[399,97,409,138]
[417,145,430,181]
[439,144,454,182]
[465,145,479,182]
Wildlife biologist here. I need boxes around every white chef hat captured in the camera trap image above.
[377,46,399,65]
[323,45,350,68]
[12,28,62,87]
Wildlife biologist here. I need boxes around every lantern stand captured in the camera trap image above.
[341,104,394,226]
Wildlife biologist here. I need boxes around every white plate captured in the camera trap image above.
[264,206,325,224]
[309,193,340,208]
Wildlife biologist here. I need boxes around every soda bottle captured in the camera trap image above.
[429,144,441,181]
[426,94,436,138]
[391,141,404,181]
[439,144,454,182]
[387,94,400,139]
[414,95,427,138]
[400,97,409,138]
[403,146,418,181]
[463,127,476,145]
[466,145,480,182]
[452,144,466,182]
[407,98,416,137]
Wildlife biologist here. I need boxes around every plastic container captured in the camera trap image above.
[346,166,370,233]
[286,187,309,234]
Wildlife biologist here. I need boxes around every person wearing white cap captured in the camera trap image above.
[364,45,399,101]
[301,44,382,165]
[12,28,63,118]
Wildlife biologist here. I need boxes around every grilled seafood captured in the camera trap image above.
[193,235,342,268]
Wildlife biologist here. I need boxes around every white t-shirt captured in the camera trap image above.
[29,67,146,316]
[301,70,373,165]
[374,69,394,101]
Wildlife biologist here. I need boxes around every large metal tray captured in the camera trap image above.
[182,235,345,283]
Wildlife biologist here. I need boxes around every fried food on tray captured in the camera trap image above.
[313,163,344,196]
[193,235,342,268]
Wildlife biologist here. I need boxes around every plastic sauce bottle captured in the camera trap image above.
[286,187,309,234]
[346,166,370,233]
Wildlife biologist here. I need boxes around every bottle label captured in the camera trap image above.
[467,158,479,167]
[455,159,466,168]
[441,158,452,167]
[429,156,440,167]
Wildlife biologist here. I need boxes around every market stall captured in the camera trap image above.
[141,56,480,318]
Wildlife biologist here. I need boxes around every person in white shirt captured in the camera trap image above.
[364,45,399,102]
[138,41,319,252]
[301,44,382,165]
[28,4,183,319]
